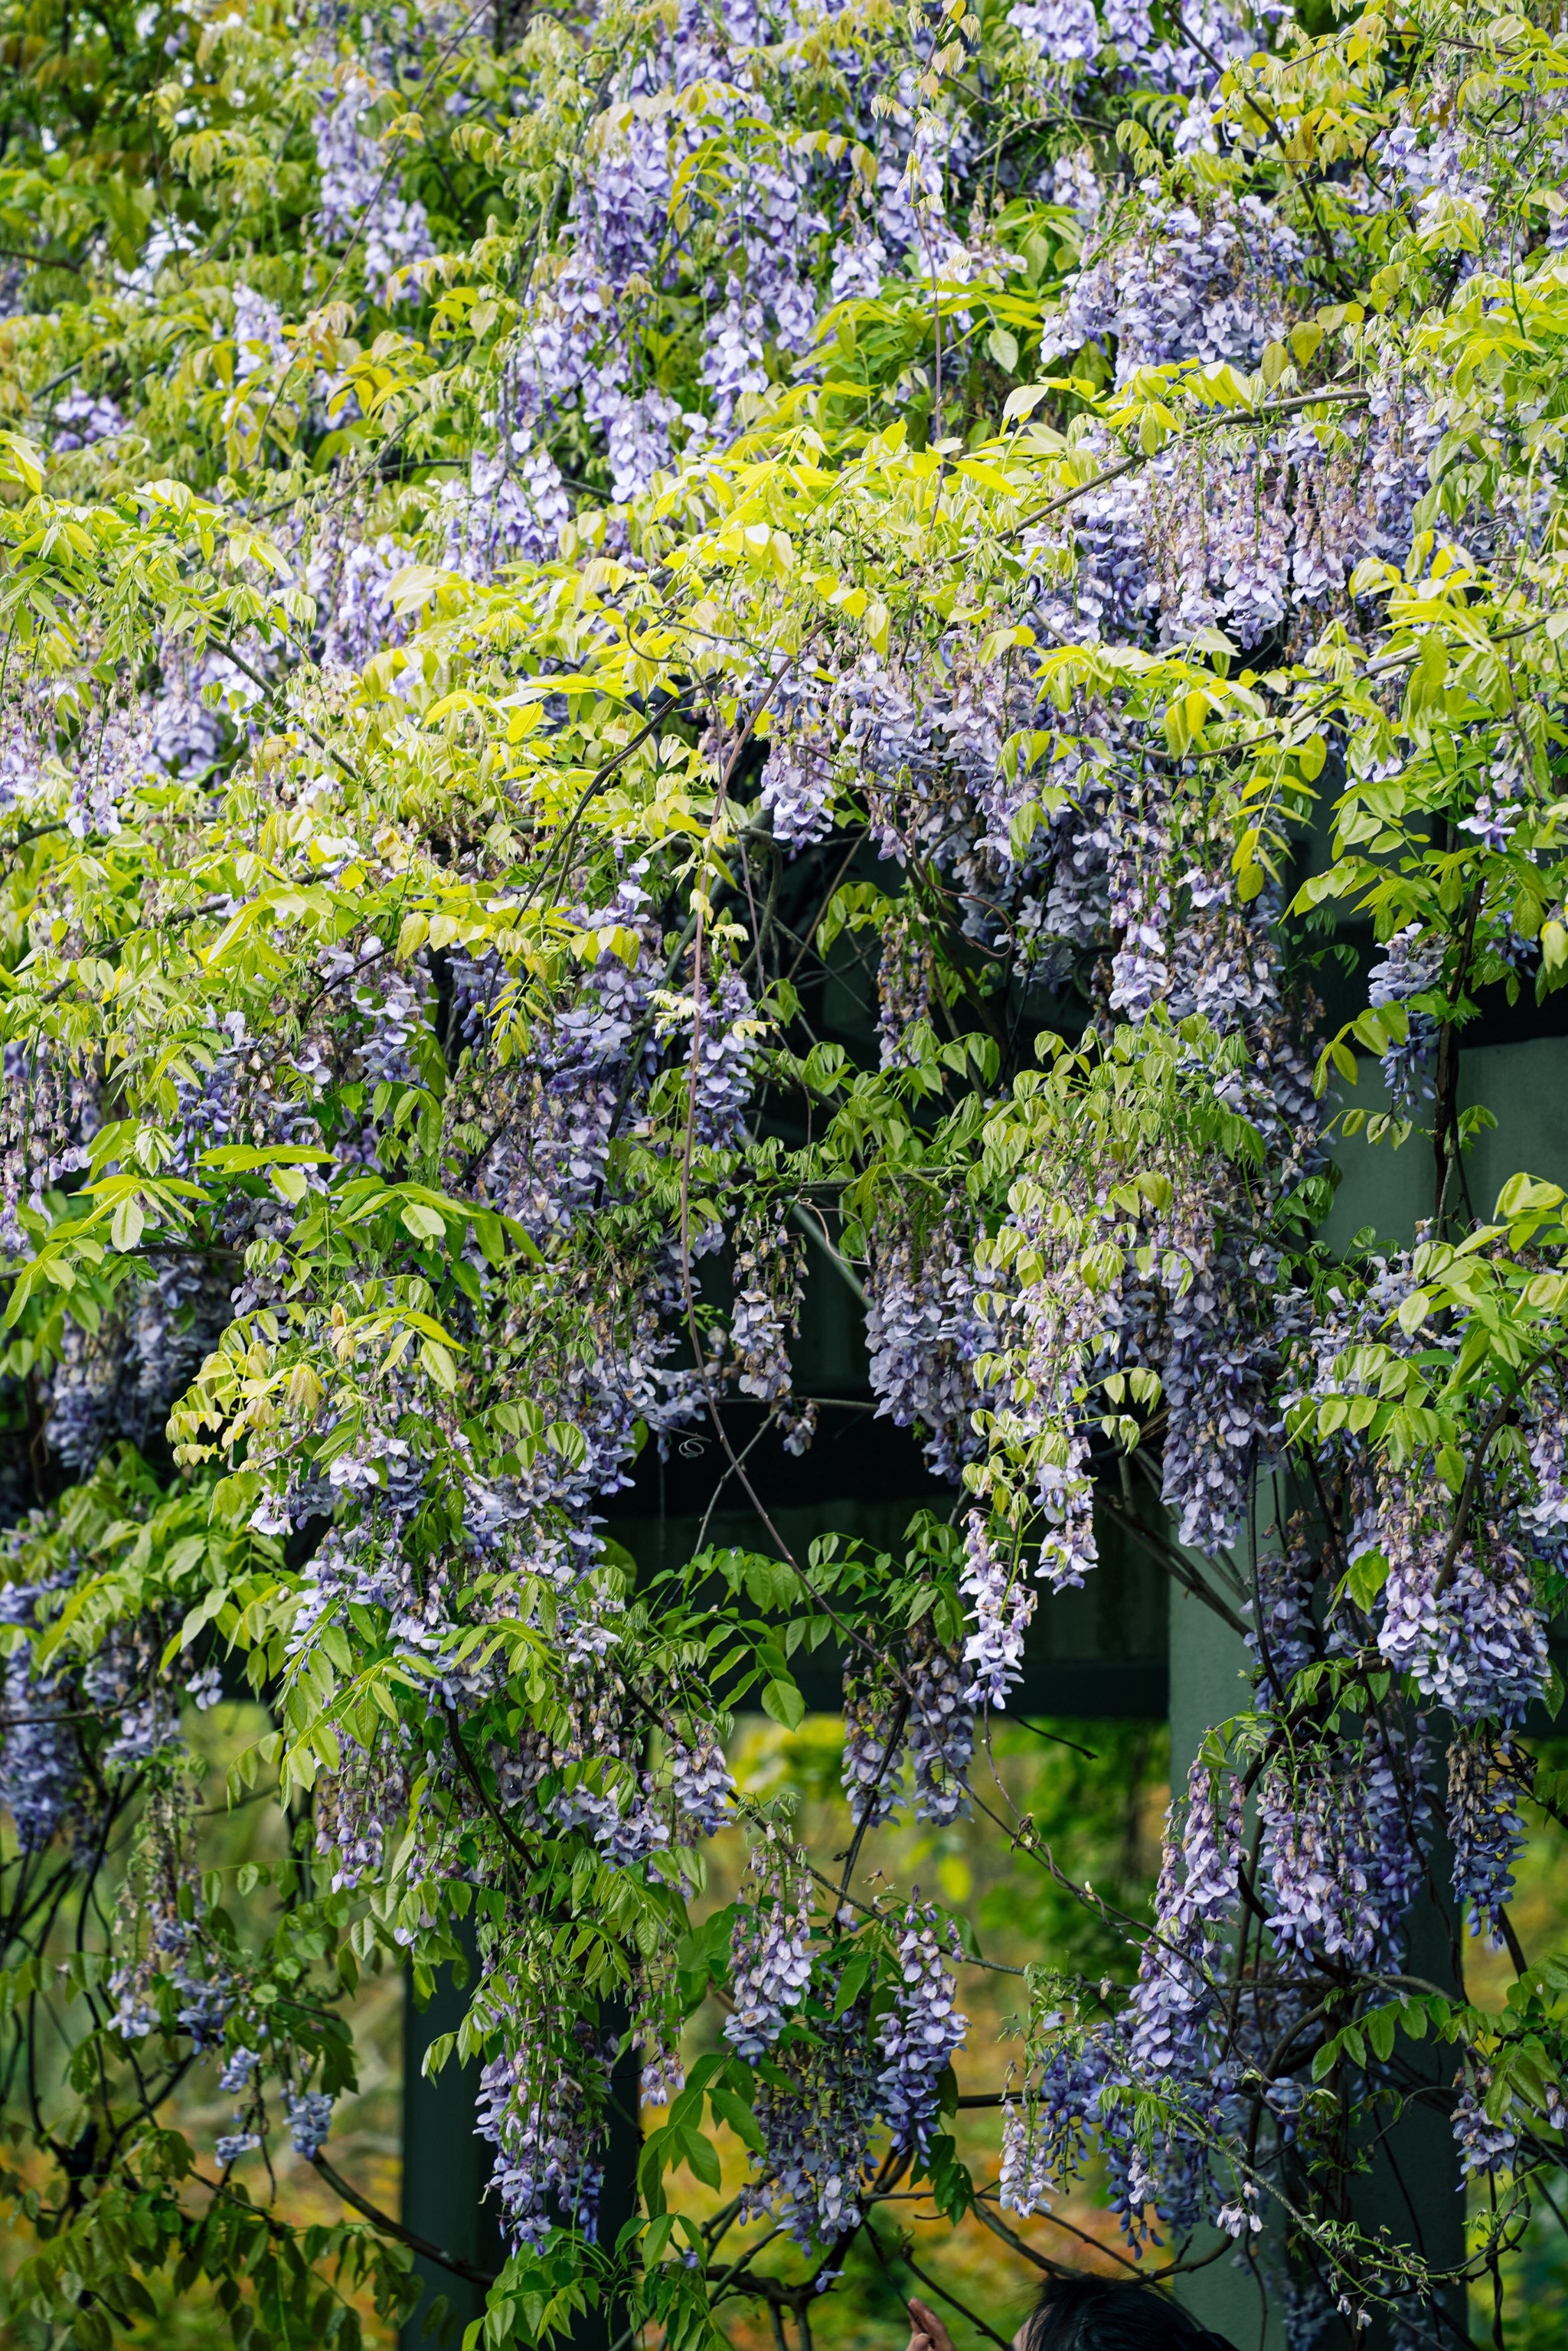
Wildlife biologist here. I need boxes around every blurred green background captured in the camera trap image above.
[2,1708,1566,2349]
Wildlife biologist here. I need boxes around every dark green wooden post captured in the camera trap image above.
[400,1933,505,2349]
[583,2024,642,2351]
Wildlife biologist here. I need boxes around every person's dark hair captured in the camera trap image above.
[1023,2274,1238,2351]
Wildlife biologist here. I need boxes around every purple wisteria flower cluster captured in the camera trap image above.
[475,1981,613,2248]
[726,1837,815,2059]
[313,68,433,301]
[875,1901,967,2155]
[728,1206,815,1454]
[864,1211,990,1483]
[745,1997,880,2247]
[958,1510,1034,1707]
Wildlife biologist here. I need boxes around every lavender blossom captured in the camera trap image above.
[44,1318,129,1475]
[760,707,836,851]
[864,1217,988,1483]
[877,909,935,1070]
[703,289,769,431]
[906,1624,975,1824]
[1126,1840,1218,2084]
[959,1512,1034,1708]
[841,1659,906,1827]
[1261,1717,1429,1971]
[0,702,49,818]
[1447,1731,1525,1949]
[1112,1827,1228,2235]
[1378,1517,1549,1727]
[669,1735,734,1837]
[638,2023,686,2110]
[456,441,571,573]
[746,2001,878,2246]
[231,283,286,377]
[1010,0,1100,70]
[1527,1382,1568,1535]
[109,1866,233,2055]
[51,388,124,450]
[690,970,762,1146]
[476,2011,610,2247]
[0,1579,77,1853]
[729,1210,812,1451]
[1160,1323,1272,1554]
[286,2089,334,2161]
[309,535,416,675]
[1452,2067,1517,2178]
[185,1663,223,1712]
[1366,924,1444,1112]
[1001,2039,1109,2215]
[726,1842,814,2057]
[999,2091,1056,2215]
[127,1255,232,1439]
[1180,1763,1242,1928]
[315,1729,411,1890]
[70,691,154,833]
[220,2046,260,2095]
[471,870,663,1237]
[876,1902,967,2155]
[1246,1517,1319,1692]
[1049,191,1301,387]
[313,71,433,300]
[1035,1421,1099,1591]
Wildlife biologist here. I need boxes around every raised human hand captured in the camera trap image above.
[906,2295,956,2351]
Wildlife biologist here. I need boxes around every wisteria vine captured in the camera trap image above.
[0,0,1565,2343]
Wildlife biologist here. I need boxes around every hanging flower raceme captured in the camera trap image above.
[668,1732,735,1838]
[999,2034,1110,2218]
[313,67,433,300]
[1111,1793,1233,2238]
[841,1654,908,1827]
[728,1206,815,1453]
[1259,1716,1430,1972]
[475,1995,615,2249]
[864,1213,989,1483]
[959,1510,1034,1706]
[726,1837,815,2059]
[905,1622,976,1824]
[1377,1498,1550,1728]
[1447,1731,1527,1950]
[875,1900,967,2155]
[745,1993,880,2247]
[760,682,838,851]
[0,1040,98,1257]
[315,1728,413,1892]
[876,906,936,1071]
[0,1575,79,1856]
[1034,1419,1100,1592]
[1452,2065,1520,2181]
